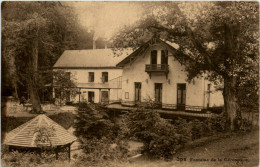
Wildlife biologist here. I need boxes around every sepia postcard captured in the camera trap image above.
[1,1,259,167]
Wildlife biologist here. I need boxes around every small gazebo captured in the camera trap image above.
[3,114,77,161]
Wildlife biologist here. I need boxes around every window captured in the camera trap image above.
[102,72,108,83]
[208,84,211,91]
[151,50,157,64]
[161,50,168,64]
[88,72,94,82]
[125,92,129,99]
[135,82,141,102]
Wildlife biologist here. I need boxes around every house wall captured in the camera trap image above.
[203,79,224,108]
[53,68,123,103]
[121,44,224,110]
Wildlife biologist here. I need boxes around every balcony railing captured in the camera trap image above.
[145,64,169,72]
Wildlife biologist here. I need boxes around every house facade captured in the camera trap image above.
[53,49,131,104]
[117,38,224,111]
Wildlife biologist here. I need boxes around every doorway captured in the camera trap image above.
[155,83,162,103]
[101,91,109,103]
[88,91,95,103]
[177,84,186,110]
[135,82,142,103]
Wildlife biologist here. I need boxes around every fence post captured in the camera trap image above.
[55,147,58,160]
[68,144,71,162]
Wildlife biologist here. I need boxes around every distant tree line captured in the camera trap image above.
[1,1,109,113]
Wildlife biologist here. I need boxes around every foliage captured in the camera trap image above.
[2,117,32,133]
[1,151,56,167]
[2,112,75,133]
[126,109,182,159]
[173,117,192,143]
[49,112,76,130]
[239,118,253,132]
[73,138,128,166]
[112,1,259,130]
[33,126,56,147]
[125,108,231,159]
[74,103,129,163]
[205,115,227,133]
[189,119,209,140]
[2,1,94,109]
[53,70,78,105]
[140,96,163,109]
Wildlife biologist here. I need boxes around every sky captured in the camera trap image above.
[71,2,143,40]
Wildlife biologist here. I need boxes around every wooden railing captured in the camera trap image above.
[145,64,169,72]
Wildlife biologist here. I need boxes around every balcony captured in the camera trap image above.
[145,64,169,79]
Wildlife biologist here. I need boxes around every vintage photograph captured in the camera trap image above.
[1,1,259,167]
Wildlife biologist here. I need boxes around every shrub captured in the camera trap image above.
[2,112,75,133]
[125,109,231,160]
[74,138,128,166]
[189,119,209,140]
[2,117,31,133]
[74,104,115,140]
[173,117,192,144]
[49,112,75,129]
[239,118,253,132]
[126,109,183,159]
[205,115,227,134]
[1,151,56,167]
[74,103,129,164]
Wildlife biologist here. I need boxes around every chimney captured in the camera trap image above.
[93,39,96,50]
[93,34,97,49]
[104,42,107,49]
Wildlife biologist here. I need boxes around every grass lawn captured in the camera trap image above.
[118,128,259,167]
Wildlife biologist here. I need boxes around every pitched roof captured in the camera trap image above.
[116,38,190,67]
[53,49,132,69]
[4,114,77,147]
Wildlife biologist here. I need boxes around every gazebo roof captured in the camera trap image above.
[4,114,77,148]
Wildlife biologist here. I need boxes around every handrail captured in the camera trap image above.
[145,64,169,72]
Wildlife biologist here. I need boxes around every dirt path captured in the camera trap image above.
[121,129,259,167]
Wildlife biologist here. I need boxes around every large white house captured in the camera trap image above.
[116,38,224,111]
[53,48,131,104]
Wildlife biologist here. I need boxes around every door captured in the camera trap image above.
[155,83,162,103]
[101,91,109,103]
[88,91,95,103]
[135,82,141,103]
[177,84,186,110]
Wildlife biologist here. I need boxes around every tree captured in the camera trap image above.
[53,70,77,106]
[2,2,93,113]
[112,2,259,130]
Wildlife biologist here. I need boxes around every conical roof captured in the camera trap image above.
[4,114,77,147]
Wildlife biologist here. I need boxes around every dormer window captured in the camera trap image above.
[151,50,157,64]
[161,50,168,65]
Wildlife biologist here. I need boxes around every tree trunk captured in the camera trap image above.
[28,37,42,113]
[28,77,42,113]
[223,77,241,131]
[13,82,18,99]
